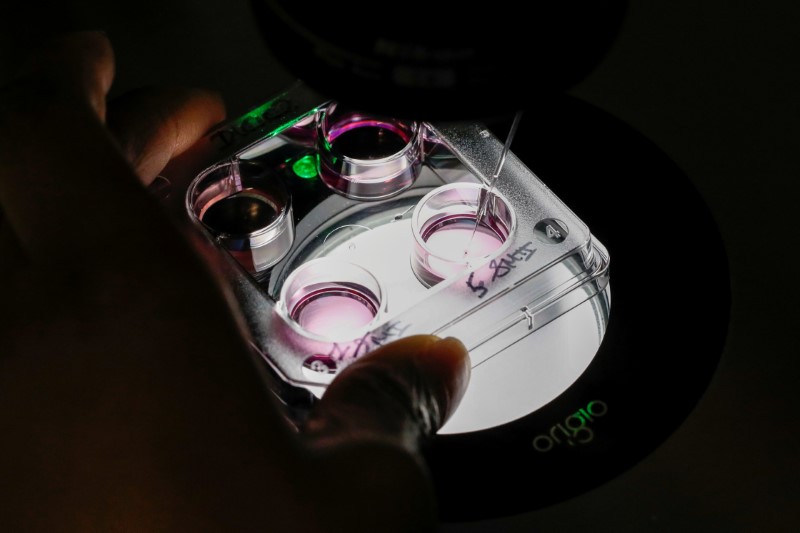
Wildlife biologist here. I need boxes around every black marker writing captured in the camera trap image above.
[489,257,516,281]
[465,242,537,297]
[326,321,411,361]
[466,272,489,298]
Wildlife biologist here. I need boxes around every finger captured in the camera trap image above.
[301,335,469,533]
[15,31,114,121]
[304,335,470,451]
[0,33,162,269]
[107,87,226,185]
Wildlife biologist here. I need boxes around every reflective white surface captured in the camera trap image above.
[440,291,608,434]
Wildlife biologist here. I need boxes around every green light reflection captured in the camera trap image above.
[292,155,318,179]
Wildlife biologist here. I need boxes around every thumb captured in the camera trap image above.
[304,335,470,451]
[299,335,470,533]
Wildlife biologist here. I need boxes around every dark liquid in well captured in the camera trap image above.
[331,126,408,160]
[202,191,278,235]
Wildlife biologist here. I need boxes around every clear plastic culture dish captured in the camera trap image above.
[172,84,610,434]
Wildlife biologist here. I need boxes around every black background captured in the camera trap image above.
[2,2,798,531]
